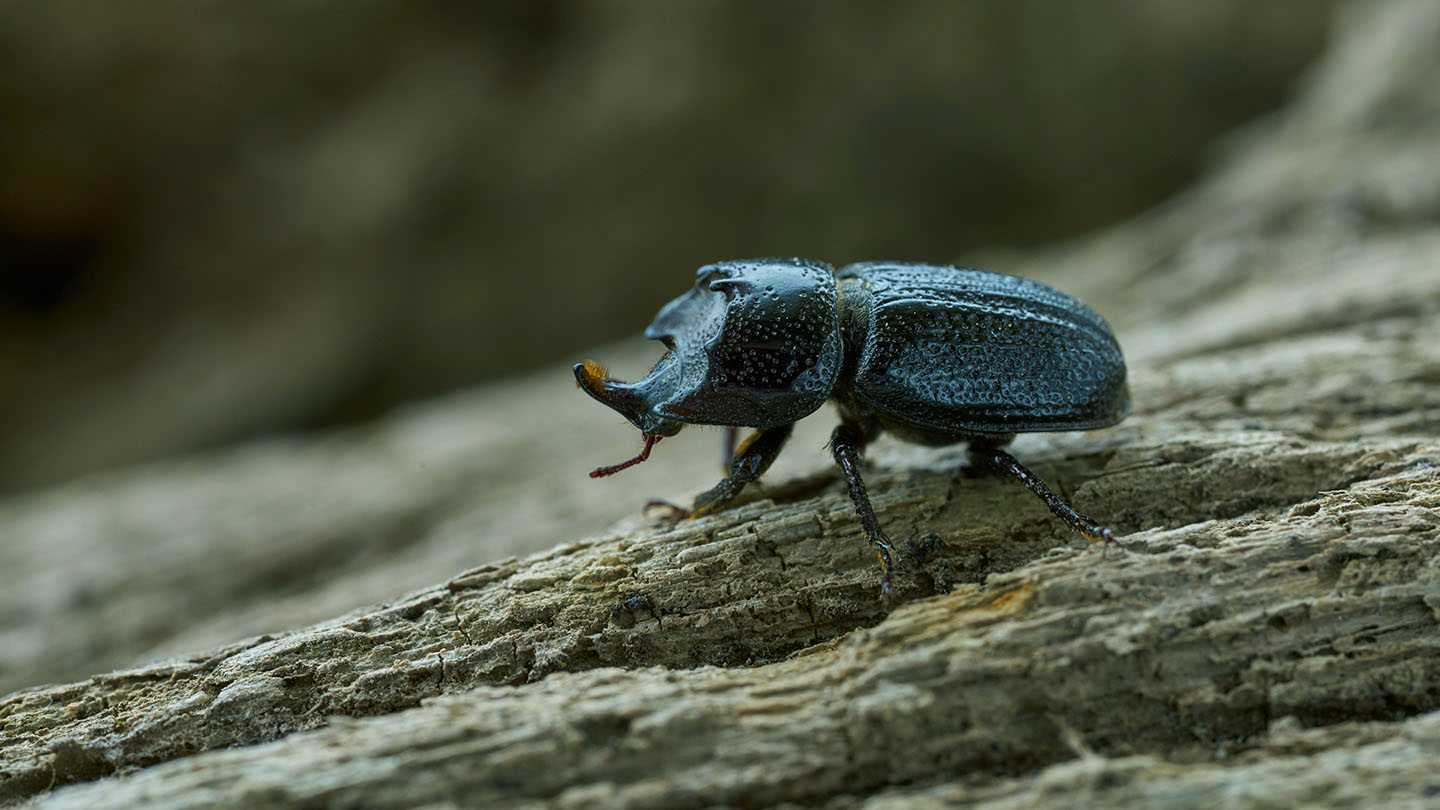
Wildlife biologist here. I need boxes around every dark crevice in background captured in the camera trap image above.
[0,235,97,316]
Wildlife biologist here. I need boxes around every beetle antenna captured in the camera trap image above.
[589,433,662,478]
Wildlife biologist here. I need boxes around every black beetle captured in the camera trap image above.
[575,259,1129,602]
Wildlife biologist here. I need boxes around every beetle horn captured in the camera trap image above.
[574,360,680,477]
[573,360,649,421]
[573,358,684,437]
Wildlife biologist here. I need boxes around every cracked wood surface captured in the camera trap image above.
[9,461,1440,808]
[4,1,1440,807]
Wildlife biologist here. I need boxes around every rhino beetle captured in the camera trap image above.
[575,259,1129,602]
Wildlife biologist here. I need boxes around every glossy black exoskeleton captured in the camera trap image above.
[575,259,1129,602]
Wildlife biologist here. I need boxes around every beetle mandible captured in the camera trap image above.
[574,259,1129,602]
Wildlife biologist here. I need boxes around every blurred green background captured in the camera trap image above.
[0,1,1335,494]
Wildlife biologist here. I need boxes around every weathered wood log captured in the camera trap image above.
[3,1,1440,807]
[8,454,1439,808]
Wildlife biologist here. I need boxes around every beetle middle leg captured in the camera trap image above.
[967,438,1116,545]
[721,426,738,472]
[689,424,794,518]
[830,420,900,605]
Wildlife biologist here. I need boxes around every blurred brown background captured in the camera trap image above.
[0,1,1336,495]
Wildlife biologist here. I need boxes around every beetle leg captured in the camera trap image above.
[643,498,691,520]
[830,422,900,605]
[689,424,794,519]
[721,427,738,472]
[968,442,1116,546]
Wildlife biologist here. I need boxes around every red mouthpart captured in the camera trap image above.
[589,434,662,478]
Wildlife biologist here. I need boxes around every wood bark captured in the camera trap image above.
[3,2,1439,807]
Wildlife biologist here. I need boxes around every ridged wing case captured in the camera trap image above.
[836,262,1129,438]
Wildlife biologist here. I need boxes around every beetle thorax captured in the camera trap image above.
[638,258,845,428]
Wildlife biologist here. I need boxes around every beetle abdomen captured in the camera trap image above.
[836,262,1129,437]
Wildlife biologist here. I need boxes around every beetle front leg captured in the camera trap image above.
[968,441,1116,545]
[830,422,900,605]
[690,424,794,518]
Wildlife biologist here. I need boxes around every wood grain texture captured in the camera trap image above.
[3,1,1440,807]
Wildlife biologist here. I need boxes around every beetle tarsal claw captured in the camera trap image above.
[588,433,662,478]
[643,499,690,521]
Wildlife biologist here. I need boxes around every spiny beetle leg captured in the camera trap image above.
[689,424,794,518]
[830,421,901,605]
[968,442,1117,548]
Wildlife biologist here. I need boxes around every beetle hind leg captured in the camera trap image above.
[968,441,1116,545]
[830,421,901,605]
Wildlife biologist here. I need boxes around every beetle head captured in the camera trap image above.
[575,258,842,474]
